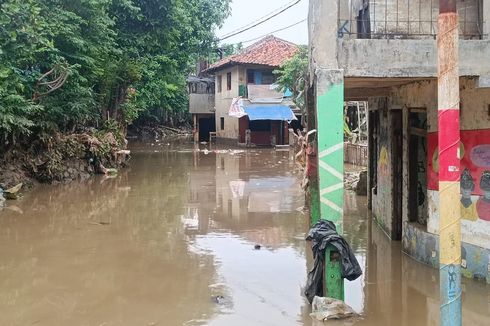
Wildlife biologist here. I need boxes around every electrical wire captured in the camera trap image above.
[218,0,303,41]
[219,0,302,39]
[239,18,307,44]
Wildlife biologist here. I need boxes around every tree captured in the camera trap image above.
[274,45,308,118]
[0,0,232,151]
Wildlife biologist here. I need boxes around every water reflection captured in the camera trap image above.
[0,141,489,326]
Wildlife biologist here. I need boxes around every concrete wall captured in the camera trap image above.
[214,66,244,139]
[369,98,395,237]
[369,77,490,281]
[310,0,489,79]
[308,0,339,78]
[189,94,215,114]
[339,39,490,78]
[370,77,490,259]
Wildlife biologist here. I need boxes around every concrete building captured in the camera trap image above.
[309,0,490,283]
[187,74,216,142]
[205,36,302,146]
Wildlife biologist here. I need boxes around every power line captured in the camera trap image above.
[220,0,301,39]
[240,18,307,44]
[219,0,303,41]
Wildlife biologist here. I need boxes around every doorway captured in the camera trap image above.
[368,110,379,209]
[391,110,403,240]
[199,116,216,142]
[408,108,428,225]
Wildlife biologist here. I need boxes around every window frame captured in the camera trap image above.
[226,72,232,91]
[217,75,222,93]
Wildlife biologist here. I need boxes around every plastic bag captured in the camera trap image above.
[310,296,357,321]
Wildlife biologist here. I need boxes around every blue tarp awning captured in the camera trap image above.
[244,104,296,121]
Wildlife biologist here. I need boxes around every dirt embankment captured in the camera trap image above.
[0,131,130,192]
[127,124,191,140]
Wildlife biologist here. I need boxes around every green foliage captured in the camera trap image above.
[274,45,308,114]
[0,0,231,151]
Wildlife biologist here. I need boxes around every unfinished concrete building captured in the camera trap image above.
[309,0,490,283]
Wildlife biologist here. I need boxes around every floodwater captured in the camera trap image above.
[0,140,489,326]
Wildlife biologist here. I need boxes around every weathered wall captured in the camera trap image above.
[308,0,339,78]
[369,97,394,237]
[310,0,489,79]
[389,78,490,250]
[214,66,243,139]
[369,77,490,281]
[339,39,490,78]
[189,94,215,114]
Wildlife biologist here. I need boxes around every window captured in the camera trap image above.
[220,117,225,130]
[262,71,275,84]
[227,72,232,91]
[217,75,222,93]
[247,70,255,84]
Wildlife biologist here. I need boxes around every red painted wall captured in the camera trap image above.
[428,129,490,194]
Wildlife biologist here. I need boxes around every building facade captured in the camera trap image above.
[205,36,302,146]
[187,76,216,142]
[309,0,490,283]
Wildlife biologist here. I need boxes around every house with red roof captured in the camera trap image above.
[199,35,301,146]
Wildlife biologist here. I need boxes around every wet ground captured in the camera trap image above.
[0,139,489,325]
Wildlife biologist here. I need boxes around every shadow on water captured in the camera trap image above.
[0,140,489,325]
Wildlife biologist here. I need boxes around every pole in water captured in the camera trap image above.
[438,0,462,325]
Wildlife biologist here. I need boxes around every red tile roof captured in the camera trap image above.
[206,36,299,73]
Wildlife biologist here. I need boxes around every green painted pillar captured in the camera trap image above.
[316,69,344,300]
[324,246,345,300]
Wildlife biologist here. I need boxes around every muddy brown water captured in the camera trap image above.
[1,140,489,326]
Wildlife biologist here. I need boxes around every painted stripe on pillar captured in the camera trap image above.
[438,109,460,182]
[316,71,344,232]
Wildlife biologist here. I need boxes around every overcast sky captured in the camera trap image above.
[217,0,309,46]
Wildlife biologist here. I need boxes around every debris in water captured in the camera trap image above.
[105,168,118,176]
[4,183,22,200]
[213,295,225,304]
[6,206,23,214]
[310,296,357,321]
[88,221,111,226]
[0,189,5,208]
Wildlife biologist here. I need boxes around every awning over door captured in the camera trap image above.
[244,104,297,121]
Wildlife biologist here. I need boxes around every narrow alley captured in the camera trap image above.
[1,142,489,325]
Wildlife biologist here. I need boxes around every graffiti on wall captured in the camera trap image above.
[428,130,490,222]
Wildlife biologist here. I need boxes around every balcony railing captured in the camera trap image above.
[338,0,483,39]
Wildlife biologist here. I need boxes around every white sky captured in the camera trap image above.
[217,0,309,46]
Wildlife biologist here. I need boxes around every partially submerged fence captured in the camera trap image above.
[344,142,368,167]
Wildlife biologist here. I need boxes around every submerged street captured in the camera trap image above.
[1,141,489,325]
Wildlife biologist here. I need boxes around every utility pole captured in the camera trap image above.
[437,0,461,325]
